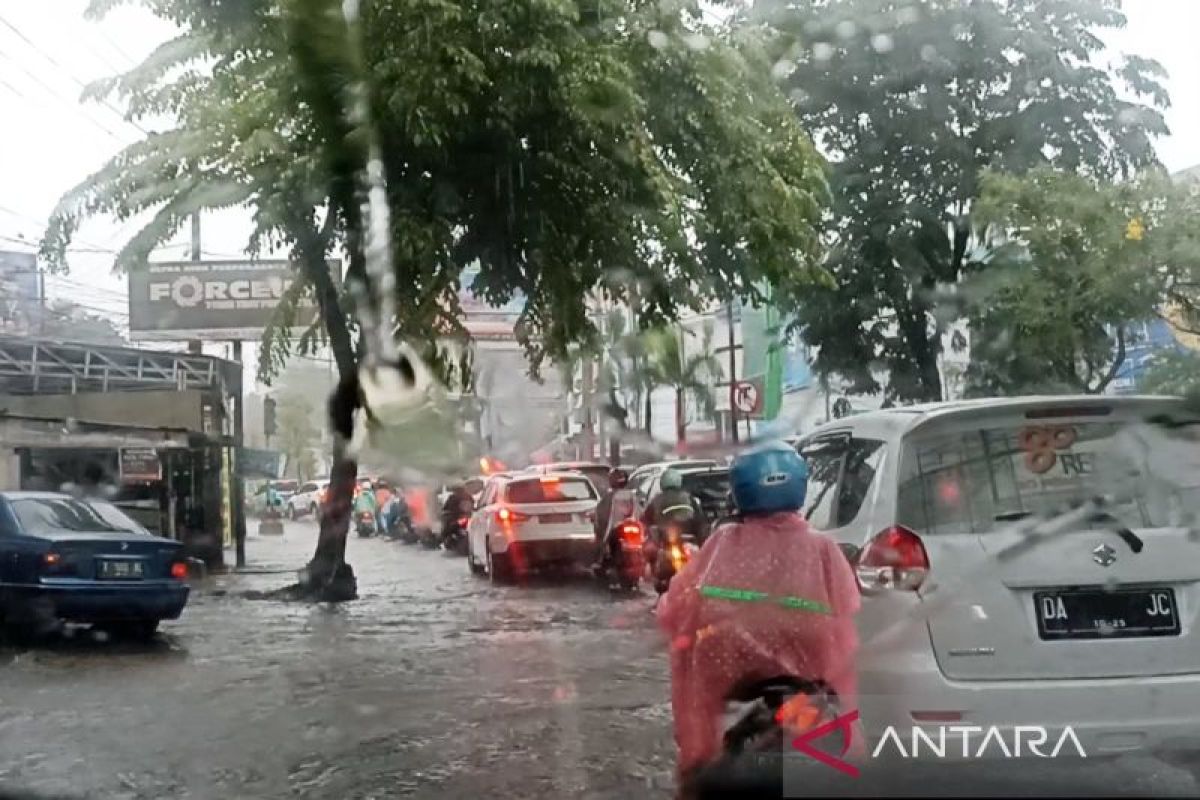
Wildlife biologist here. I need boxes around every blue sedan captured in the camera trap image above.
[0,492,190,640]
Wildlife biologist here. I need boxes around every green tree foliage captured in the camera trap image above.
[45,0,827,379]
[641,323,722,443]
[751,0,1169,401]
[1138,349,1200,396]
[964,169,1200,395]
[276,392,319,481]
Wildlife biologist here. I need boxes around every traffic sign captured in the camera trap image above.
[733,381,762,415]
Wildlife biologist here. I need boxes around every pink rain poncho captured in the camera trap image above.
[656,511,862,779]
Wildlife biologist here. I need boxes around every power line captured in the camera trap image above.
[0,12,148,135]
[0,47,125,141]
[0,74,25,98]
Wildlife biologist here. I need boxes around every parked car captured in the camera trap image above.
[523,462,612,494]
[287,479,331,520]
[466,472,599,582]
[0,492,191,640]
[793,394,1200,762]
[248,480,298,517]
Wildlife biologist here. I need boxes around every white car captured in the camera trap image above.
[794,394,1200,764]
[287,479,331,519]
[523,462,612,495]
[466,472,599,582]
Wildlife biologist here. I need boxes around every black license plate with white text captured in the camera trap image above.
[1035,587,1179,640]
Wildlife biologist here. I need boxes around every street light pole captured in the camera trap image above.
[726,301,739,444]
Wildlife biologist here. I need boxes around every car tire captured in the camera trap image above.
[309,503,318,519]
[486,541,513,585]
[288,504,299,520]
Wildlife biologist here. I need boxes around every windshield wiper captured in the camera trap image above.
[1088,510,1145,553]
[995,511,1034,522]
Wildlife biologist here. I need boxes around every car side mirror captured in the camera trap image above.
[839,542,862,563]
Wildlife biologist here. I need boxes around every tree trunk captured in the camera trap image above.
[644,388,653,435]
[675,388,686,450]
[285,207,360,602]
[897,304,944,403]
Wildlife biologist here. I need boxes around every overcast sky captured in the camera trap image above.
[1,0,1198,337]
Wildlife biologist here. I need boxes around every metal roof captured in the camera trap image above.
[0,334,235,395]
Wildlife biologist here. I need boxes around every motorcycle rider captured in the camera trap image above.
[641,468,708,547]
[656,441,862,792]
[440,482,474,544]
[592,468,637,569]
[353,479,379,531]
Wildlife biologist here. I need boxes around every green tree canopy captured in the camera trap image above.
[43,0,829,380]
[964,169,1200,394]
[751,0,1170,402]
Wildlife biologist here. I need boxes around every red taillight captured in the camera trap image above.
[170,562,189,580]
[856,525,929,592]
[496,507,530,524]
[457,516,470,527]
[42,552,61,566]
[619,521,644,546]
[539,476,560,484]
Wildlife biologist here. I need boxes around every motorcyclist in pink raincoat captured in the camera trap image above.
[656,441,862,792]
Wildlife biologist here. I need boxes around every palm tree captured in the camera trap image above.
[643,323,723,445]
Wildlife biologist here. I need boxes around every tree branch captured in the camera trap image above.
[1093,326,1127,394]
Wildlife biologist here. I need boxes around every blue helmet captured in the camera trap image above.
[730,440,809,515]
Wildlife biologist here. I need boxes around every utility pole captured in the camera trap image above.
[187,213,203,356]
[580,355,594,461]
[726,301,739,444]
[231,338,246,567]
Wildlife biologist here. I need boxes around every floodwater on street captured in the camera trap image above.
[0,522,1197,799]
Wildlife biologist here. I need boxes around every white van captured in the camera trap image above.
[794,394,1200,764]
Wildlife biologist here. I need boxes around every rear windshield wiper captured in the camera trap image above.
[995,511,1034,522]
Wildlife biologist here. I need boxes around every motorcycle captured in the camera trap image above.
[687,677,844,799]
[355,511,377,538]
[595,519,646,592]
[441,516,470,556]
[648,522,699,595]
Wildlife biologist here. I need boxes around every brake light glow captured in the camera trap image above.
[42,552,61,566]
[619,521,644,546]
[538,476,560,484]
[856,525,929,592]
[669,544,687,571]
[496,508,530,524]
[775,694,821,731]
[170,562,189,580]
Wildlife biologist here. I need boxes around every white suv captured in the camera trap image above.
[466,472,599,582]
[287,479,330,520]
[795,394,1200,764]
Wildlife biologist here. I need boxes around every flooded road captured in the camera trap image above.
[0,523,1196,799]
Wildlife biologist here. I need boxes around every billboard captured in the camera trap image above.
[127,260,336,341]
[458,265,524,341]
[0,250,42,332]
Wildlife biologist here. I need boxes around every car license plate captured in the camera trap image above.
[539,513,572,524]
[1035,587,1179,640]
[97,559,145,580]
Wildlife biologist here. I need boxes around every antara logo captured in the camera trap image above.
[871,725,1087,759]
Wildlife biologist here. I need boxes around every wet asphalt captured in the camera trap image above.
[0,521,1196,799]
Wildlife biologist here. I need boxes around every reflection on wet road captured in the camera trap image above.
[0,523,1196,799]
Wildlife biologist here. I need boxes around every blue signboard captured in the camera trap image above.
[1110,319,1184,394]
